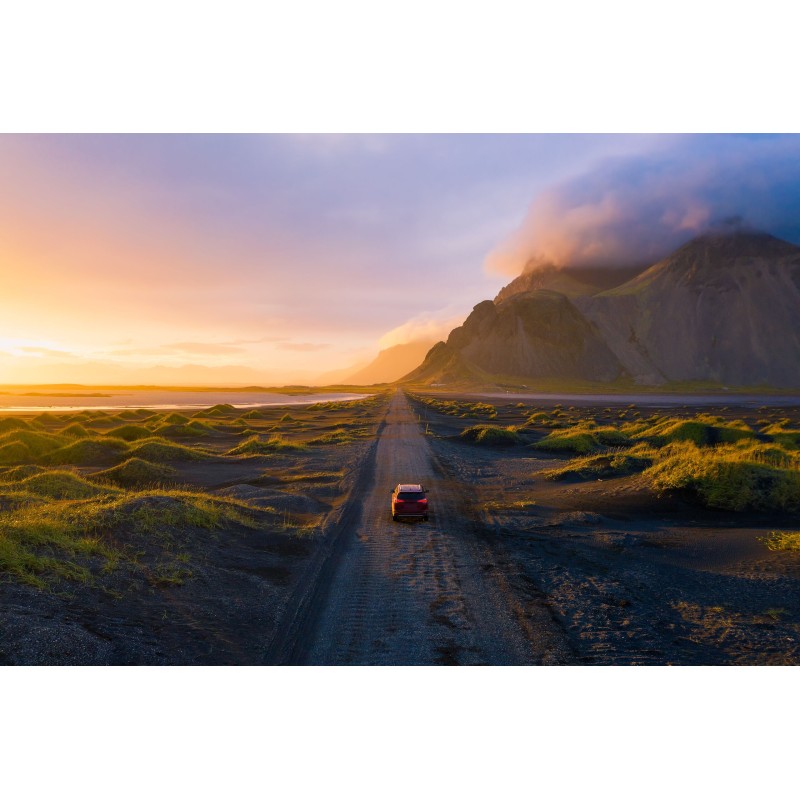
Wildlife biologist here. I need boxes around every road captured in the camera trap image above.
[268,390,569,665]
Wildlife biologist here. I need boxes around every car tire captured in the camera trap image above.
[392,514,398,521]
[423,515,429,521]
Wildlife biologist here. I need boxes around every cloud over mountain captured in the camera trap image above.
[486,135,800,276]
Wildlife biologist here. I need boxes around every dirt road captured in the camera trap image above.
[268,391,569,665]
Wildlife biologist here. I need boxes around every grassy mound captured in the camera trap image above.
[100,491,258,534]
[0,442,32,465]
[46,436,130,466]
[0,464,47,480]
[15,470,119,500]
[128,438,212,462]
[645,441,800,511]
[460,425,522,446]
[227,434,307,456]
[525,411,551,425]
[0,418,32,433]
[105,424,154,442]
[280,413,295,422]
[60,422,92,438]
[116,409,154,421]
[162,412,191,424]
[763,425,800,450]
[763,530,800,551]
[0,430,68,459]
[204,404,237,416]
[543,450,653,481]
[91,457,178,487]
[240,409,267,419]
[535,429,600,455]
[0,489,258,587]
[628,416,755,446]
[306,428,361,446]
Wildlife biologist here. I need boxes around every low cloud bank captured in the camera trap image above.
[486,135,800,275]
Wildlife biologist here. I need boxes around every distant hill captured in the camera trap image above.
[346,341,437,385]
[403,231,800,388]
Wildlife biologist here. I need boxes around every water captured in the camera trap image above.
[0,389,370,413]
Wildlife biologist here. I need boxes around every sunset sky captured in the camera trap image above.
[2,133,798,385]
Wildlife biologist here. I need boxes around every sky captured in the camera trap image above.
[1,133,797,385]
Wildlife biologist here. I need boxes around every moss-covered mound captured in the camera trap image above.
[14,470,120,500]
[204,404,237,416]
[535,429,601,454]
[60,422,92,439]
[0,464,47,481]
[0,442,32,465]
[128,438,211,462]
[162,412,191,425]
[543,451,653,481]
[105,424,154,442]
[645,441,800,511]
[0,430,68,459]
[460,425,522,446]
[227,434,306,456]
[0,418,32,433]
[628,416,755,447]
[525,411,551,425]
[763,425,800,450]
[46,436,130,466]
[240,409,267,419]
[91,457,178,487]
[306,428,359,446]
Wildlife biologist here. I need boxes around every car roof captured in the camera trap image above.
[397,483,423,492]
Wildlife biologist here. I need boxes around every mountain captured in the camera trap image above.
[345,340,437,385]
[404,292,623,384]
[577,231,800,386]
[403,231,800,388]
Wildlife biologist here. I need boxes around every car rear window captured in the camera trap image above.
[397,491,425,500]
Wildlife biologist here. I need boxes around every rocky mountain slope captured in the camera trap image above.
[404,231,800,387]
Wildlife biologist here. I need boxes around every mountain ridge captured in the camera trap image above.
[403,231,800,388]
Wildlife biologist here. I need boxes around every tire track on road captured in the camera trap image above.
[268,390,570,665]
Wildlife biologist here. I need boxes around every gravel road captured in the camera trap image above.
[268,391,569,665]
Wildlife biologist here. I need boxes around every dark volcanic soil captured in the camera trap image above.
[409,394,800,665]
[0,397,386,665]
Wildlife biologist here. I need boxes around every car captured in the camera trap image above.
[391,483,429,521]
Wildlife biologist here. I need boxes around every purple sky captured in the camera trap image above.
[1,133,797,383]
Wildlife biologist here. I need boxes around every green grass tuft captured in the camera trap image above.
[90,457,179,487]
[0,418,32,433]
[227,434,307,456]
[543,450,653,481]
[460,425,522,446]
[0,442,32,465]
[762,531,800,551]
[0,430,68,458]
[536,429,600,454]
[645,441,800,511]
[105,424,154,441]
[128,438,212,462]
[60,422,92,438]
[13,470,120,500]
[162,412,189,424]
[46,436,130,466]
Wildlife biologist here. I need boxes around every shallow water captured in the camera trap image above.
[0,390,369,413]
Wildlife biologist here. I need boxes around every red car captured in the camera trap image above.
[391,483,429,521]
